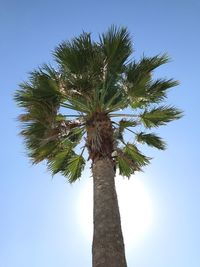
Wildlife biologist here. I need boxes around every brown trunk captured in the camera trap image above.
[92,158,127,267]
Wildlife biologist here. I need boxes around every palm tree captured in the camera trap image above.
[15,26,182,267]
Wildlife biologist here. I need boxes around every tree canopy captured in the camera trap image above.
[15,26,182,182]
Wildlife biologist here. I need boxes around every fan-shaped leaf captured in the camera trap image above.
[100,25,132,73]
[48,148,75,175]
[136,132,166,150]
[124,143,151,166]
[62,154,86,182]
[116,148,139,177]
[140,106,183,128]
[116,143,151,178]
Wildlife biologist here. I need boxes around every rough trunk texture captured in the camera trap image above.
[86,112,114,162]
[92,158,127,267]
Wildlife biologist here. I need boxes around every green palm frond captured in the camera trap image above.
[47,144,86,182]
[128,78,179,108]
[125,62,150,96]
[39,64,60,81]
[54,32,94,72]
[136,132,167,150]
[116,143,151,177]
[140,106,183,128]
[62,97,91,114]
[139,54,170,71]
[14,69,63,121]
[62,154,86,182]
[117,150,137,177]
[21,123,60,163]
[125,54,173,108]
[147,78,179,102]
[47,148,75,175]
[48,150,86,182]
[19,107,84,162]
[21,118,81,162]
[124,143,151,166]
[66,127,85,142]
[54,32,103,96]
[104,90,127,112]
[100,25,132,74]
[125,54,170,88]
[20,121,50,144]
[54,32,103,85]
[30,140,61,163]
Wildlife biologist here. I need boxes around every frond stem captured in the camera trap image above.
[80,144,86,156]
[109,113,139,118]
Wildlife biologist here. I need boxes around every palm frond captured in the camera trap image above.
[63,96,91,114]
[47,148,75,175]
[128,78,179,108]
[100,25,132,74]
[30,140,62,164]
[62,154,86,182]
[136,132,167,150]
[66,127,85,143]
[139,54,170,71]
[104,90,128,112]
[19,107,85,163]
[54,32,103,95]
[20,120,60,163]
[148,78,179,98]
[116,143,151,177]
[54,32,94,72]
[124,54,174,108]
[117,149,137,177]
[140,106,183,128]
[48,149,86,182]
[125,54,170,88]
[124,143,151,166]
[14,68,63,123]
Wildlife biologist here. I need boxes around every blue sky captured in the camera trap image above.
[1,0,200,266]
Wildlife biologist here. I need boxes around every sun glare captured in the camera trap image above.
[76,174,153,249]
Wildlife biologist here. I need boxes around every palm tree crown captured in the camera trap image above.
[15,26,182,182]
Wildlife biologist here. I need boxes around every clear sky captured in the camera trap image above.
[1,0,200,266]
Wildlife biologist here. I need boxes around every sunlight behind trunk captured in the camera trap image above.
[76,174,153,250]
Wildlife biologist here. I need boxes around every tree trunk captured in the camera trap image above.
[92,158,127,267]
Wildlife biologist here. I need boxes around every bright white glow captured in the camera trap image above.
[76,174,153,249]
